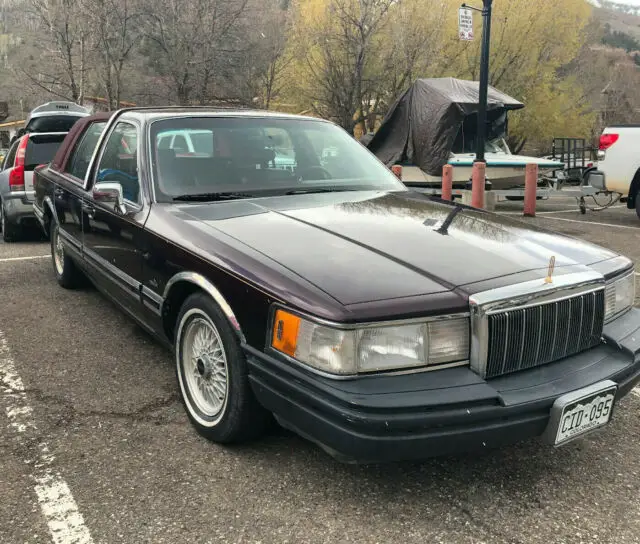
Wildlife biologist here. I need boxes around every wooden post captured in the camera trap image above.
[523,163,538,217]
[471,162,486,209]
[442,165,453,201]
[391,165,403,180]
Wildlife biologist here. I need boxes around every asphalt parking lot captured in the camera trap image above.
[2,195,640,544]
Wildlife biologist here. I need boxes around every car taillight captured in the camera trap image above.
[8,135,28,192]
[599,133,619,151]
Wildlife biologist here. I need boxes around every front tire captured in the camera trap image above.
[636,190,640,220]
[175,292,270,443]
[50,220,82,288]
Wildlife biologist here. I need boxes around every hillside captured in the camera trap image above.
[591,0,640,16]
[593,4,640,41]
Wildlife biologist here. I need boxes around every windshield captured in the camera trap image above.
[150,117,405,202]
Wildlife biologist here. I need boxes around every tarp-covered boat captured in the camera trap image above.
[366,78,564,189]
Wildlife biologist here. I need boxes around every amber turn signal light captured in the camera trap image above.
[271,310,301,357]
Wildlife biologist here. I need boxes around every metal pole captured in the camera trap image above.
[475,0,493,164]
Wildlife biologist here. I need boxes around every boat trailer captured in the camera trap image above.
[402,136,623,215]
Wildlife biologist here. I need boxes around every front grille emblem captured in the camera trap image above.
[545,256,556,284]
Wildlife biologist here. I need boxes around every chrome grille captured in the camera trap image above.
[485,290,605,379]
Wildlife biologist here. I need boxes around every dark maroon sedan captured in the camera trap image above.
[33,108,640,462]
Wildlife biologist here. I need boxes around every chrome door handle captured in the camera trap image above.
[53,187,65,197]
[81,203,95,219]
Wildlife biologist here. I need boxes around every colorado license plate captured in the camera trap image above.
[544,380,617,446]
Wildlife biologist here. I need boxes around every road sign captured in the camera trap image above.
[459,7,474,41]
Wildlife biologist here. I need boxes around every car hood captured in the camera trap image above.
[174,191,618,306]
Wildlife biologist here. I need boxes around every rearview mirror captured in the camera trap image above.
[93,181,126,215]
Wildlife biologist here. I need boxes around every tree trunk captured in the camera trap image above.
[78,34,85,105]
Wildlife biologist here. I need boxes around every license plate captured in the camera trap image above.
[543,380,617,446]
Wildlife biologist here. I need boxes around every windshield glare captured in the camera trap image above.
[150,117,405,201]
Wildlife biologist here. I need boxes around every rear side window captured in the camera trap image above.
[25,136,67,170]
[2,140,18,170]
[67,122,107,181]
[26,115,84,133]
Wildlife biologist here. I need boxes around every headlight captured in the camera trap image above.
[604,272,635,322]
[270,309,470,375]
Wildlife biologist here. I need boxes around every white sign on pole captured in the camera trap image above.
[459,7,474,41]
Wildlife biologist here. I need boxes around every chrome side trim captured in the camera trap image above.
[141,286,163,316]
[469,271,606,378]
[162,272,245,342]
[57,226,82,250]
[42,196,59,225]
[84,247,140,297]
[32,202,44,221]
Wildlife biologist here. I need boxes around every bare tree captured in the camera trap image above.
[82,0,141,109]
[371,0,449,132]
[23,0,89,102]
[237,1,293,109]
[143,0,251,105]
[298,0,394,133]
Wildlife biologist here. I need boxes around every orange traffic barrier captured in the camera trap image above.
[523,163,538,217]
[391,165,403,179]
[471,162,486,209]
[442,165,453,201]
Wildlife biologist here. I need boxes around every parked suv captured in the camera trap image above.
[591,126,640,219]
[0,132,68,241]
[10,101,90,145]
[0,101,90,241]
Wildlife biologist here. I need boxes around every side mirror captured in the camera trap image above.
[93,181,126,215]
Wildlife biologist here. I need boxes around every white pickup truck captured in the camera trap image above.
[596,126,640,219]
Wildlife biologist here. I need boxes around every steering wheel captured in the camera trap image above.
[299,165,332,181]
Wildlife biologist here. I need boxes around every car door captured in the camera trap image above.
[82,119,150,319]
[49,121,108,261]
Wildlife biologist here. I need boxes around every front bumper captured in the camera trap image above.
[245,308,640,463]
[2,191,36,224]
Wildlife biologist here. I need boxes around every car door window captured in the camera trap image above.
[2,140,18,170]
[96,122,140,204]
[67,121,107,181]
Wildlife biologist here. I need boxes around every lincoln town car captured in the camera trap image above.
[33,108,640,463]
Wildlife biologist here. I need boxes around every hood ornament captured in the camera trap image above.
[544,256,556,284]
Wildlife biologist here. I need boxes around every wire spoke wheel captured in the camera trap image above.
[52,225,65,275]
[180,312,229,419]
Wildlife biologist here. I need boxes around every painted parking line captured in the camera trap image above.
[0,255,49,263]
[0,330,94,544]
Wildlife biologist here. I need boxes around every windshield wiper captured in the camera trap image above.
[172,192,255,202]
[285,188,357,195]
